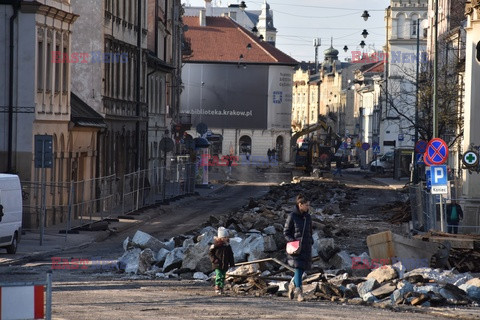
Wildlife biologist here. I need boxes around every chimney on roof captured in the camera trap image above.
[199,9,206,26]
[205,0,212,16]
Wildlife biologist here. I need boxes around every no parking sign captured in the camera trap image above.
[425,138,448,165]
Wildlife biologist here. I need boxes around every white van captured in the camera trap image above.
[0,174,22,254]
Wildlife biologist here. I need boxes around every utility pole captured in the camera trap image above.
[433,0,438,138]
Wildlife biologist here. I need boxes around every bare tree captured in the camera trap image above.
[379,36,464,146]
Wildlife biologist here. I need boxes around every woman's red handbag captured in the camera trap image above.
[285,217,307,256]
[286,240,301,255]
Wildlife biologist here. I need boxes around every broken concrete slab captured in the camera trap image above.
[155,248,170,264]
[263,226,276,235]
[459,278,480,301]
[405,268,472,285]
[243,234,265,261]
[439,283,469,305]
[229,236,246,262]
[193,272,209,281]
[181,243,211,273]
[362,292,379,303]
[414,284,441,295]
[357,278,380,299]
[163,247,186,272]
[392,261,406,280]
[117,248,142,274]
[263,235,277,252]
[162,238,175,251]
[131,230,166,252]
[315,238,339,261]
[366,265,397,283]
[183,237,195,248]
[371,282,397,299]
[138,249,156,274]
[122,237,130,251]
[328,250,352,270]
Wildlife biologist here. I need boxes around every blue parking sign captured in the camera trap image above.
[430,165,448,194]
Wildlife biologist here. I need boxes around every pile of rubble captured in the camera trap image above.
[414,231,480,273]
[307,265,480,307]
[114,180,480,308]
[371,200,411,224]
[117,180,355,276]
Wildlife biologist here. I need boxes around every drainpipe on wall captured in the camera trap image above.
[136,0,142,171]
[7,1,20,173]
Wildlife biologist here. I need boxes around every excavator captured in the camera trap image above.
[291,120,342,175]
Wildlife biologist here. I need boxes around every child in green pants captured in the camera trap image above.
[209,227,235,294]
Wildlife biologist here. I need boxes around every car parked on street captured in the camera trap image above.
[370,151,394,173]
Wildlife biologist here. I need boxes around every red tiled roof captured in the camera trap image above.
[183,16,297,65]
[363,61,384,73]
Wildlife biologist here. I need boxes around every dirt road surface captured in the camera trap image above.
[1,170,478,320]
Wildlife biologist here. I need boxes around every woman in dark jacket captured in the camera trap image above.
[283,194,313,302]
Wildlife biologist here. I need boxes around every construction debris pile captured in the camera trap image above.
[115,180,480,308]
[414,231,480,273]
[372,200,411,224]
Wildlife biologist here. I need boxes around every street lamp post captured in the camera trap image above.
[433,0,439,138]
[414,18,421,183]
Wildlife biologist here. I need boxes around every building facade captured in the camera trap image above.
[0,0,84,227]
[382,0,428,154]
[291,67,319,134]
[462,1,480,204]
[71,0,149,179]
[180,15,297,162]
[183,0,276,46]
[146,0,184,170]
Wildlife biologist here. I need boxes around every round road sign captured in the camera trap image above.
[425,138,449,165]
[362,143,370,151]
[423,152,434,167]
[415,140,428,153]
[463,151,479,167]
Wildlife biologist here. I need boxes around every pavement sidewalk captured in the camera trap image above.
[340,167,410,190]
[0,183,227,266]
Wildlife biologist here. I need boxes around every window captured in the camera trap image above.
[55,45,60,92]
[62,47,68,92]
[37,40,44,90]
[397,14,406,39]
[46,42,52,91]
[411,15,419,36]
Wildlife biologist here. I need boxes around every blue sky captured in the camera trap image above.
[182,0,389,62]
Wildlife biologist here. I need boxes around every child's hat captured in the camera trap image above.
[217,227,229,238]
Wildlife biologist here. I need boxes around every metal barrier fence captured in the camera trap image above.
[409,182,480,234]
[21,164,196,231]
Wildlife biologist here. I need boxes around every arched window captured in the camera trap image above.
[239,135,252,155]
[397,13,406,39]
[411,14,419,37]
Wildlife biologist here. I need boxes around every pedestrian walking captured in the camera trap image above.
[446,200,464,234]
[209,227,235,295]
[246,151,250,162]
[271,148,277,162]
[226,154,233,177]
[283,194,313,302]
[333,155,343,177]
[267,149,272,162]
